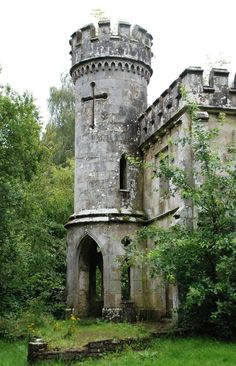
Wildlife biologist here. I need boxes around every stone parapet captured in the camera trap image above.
[139,67,236,146]
[70,21,153,83]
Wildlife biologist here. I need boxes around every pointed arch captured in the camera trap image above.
[77,235,104,316]
[77,232,104,256]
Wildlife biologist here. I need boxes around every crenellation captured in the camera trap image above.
[139,67,236,144]
[76,31,82,45]
[228,74,236,106]
[80,23,96,42]
[98,20,111,40]
[70,30,82,47]
[233,73,236,88]
[145,33,153,47]
[118,22,131,38]
[69,21,153,81]
[131,24,147,44]
[208,68,229,89]
[203,68,230,106]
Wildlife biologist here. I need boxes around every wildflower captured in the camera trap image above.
[70,314,80,321]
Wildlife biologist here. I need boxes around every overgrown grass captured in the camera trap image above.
[34,317,149,350]
[0,314,149,348]
[1,337,236,366]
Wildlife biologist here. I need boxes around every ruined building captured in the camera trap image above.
[66,21,236,320]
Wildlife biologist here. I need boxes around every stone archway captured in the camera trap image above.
[78,235,104,317]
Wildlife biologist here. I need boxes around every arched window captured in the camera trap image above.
[120,154,128,190]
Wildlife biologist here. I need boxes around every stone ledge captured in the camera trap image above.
[27,325,189,364]
[27,335,152,364]
[71,208,144,216]
[65,209,146,227]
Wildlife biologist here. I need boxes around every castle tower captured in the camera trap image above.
[66,21,153,319]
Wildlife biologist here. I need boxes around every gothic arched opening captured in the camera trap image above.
[78,236,103,317]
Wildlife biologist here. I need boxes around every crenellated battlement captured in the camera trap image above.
[70,21,153,82]
[139,67,236,146]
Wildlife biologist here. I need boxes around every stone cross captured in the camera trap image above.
[81,82,108,128]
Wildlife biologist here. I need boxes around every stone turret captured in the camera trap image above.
[66,21,153,319]
[68,21,153,219]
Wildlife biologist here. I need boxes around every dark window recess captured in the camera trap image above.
[120,154,128,190]
[121,235,131,247]
[121,262,131,300]
[160,154,170,197]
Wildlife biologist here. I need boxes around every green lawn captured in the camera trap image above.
[1,337,236,366]
[0,340,27,366]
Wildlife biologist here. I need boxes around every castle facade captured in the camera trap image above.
[66,21,236,320]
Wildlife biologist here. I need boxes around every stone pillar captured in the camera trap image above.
[27,338,47,363]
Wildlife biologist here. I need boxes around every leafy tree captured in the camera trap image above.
[21,159,74,316]
[0,85,42,313]
[0,80,74,321]
[126,103,236,337]
[43,74,75,165]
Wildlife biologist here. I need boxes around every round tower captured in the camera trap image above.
[66,20,153,319]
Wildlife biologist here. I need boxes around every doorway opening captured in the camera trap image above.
[78,236,103,316]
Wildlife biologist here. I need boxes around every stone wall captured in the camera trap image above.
[66,221,148,317]
[136,67,236,316]
[27,336,152,364]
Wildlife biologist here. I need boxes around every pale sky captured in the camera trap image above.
[1,0,236,123]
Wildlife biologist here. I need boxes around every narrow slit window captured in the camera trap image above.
[155,147,170,198]
[159,154,169,197]
[120,154,128,190]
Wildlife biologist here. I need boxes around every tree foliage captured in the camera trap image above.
[0,85,42,313]
[126,106,236,337]
[0,76,74,324]
[43,74,75,165]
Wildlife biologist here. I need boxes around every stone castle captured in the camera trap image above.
[65,20,236,320]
